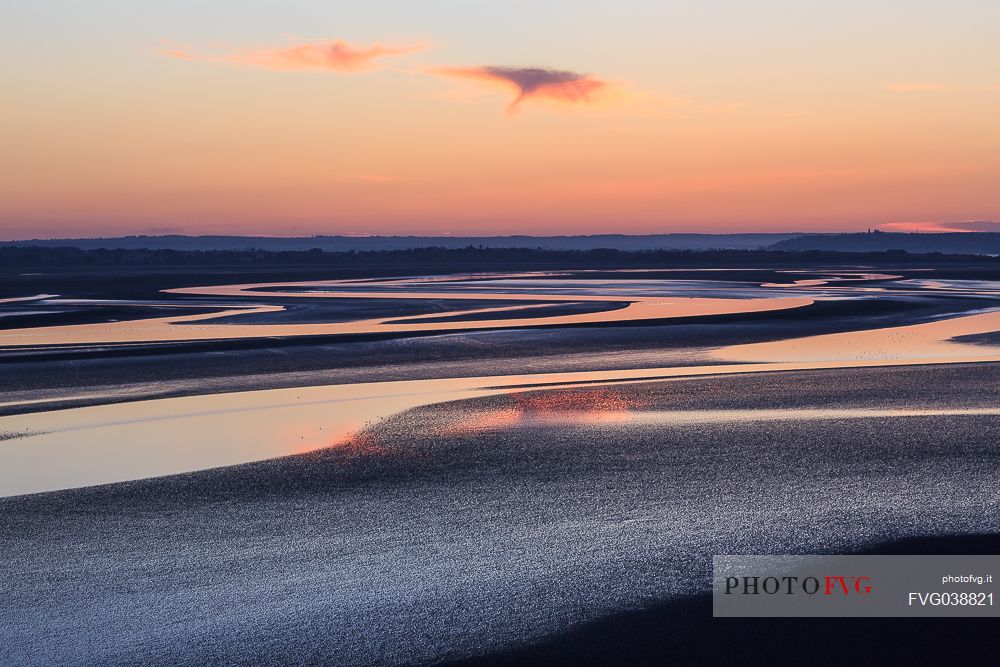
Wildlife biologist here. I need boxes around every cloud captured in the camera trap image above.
[164,39,425,73]
[434,66,610,114]
[882,220,1000,233]
[162,48,194,61]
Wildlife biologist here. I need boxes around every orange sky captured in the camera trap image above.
[2,1,999,238]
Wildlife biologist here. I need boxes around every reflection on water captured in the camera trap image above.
[6,299,1000,497]
[0,277,811,347]
[7,269,998,349]
[5,270,1000,497]
[0,380,503,497]
[714,309,1000,363]
[0,294,58,304]
[760,272,899,288]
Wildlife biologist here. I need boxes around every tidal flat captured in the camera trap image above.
[2,261,1000,664]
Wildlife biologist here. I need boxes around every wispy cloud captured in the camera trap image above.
[433,66,610,114]
[164,39,426,73]
[882,220,1000,233]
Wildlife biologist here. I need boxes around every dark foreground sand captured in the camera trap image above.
[2,363,1000,665]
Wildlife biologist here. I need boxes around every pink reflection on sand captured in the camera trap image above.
[319,431,388,457]
[438,387,647,435]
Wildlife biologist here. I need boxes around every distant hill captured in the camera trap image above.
[1,233,802,252]
[769,231,1000,255]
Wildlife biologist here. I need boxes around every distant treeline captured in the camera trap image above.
[1,233,800,252]
[9,230,1000,254]
[4,245,1000,269]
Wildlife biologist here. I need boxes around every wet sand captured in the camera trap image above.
[0,274,814,347]
[4,264,1000,664]
[2,364,1000,665]
[5,283,1000,496]
[2,268,992,417]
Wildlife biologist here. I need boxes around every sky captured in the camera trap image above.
[2,0,999,238]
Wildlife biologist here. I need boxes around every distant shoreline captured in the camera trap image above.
[6,230,1000,255]
[3,244,1000,269]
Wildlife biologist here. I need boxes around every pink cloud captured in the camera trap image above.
[165,39,425,73]
[882,220,1000,233]
[434,66,610,114]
